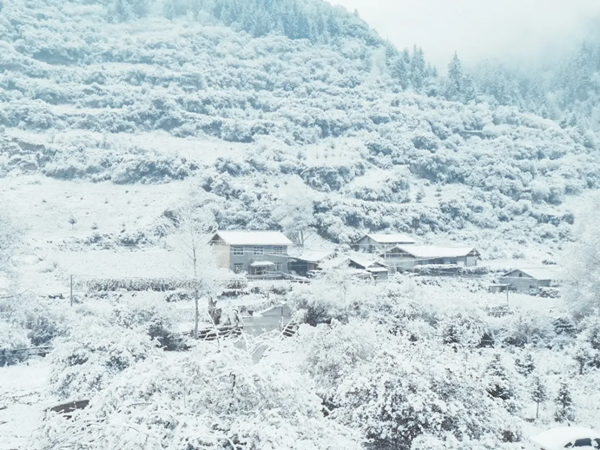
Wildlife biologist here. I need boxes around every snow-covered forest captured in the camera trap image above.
[2,0,600,449]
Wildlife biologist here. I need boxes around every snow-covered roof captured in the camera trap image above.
[212,231,293,246]
[250,261,275,267]
[290,251,334,263]
[385,245,479,259]
[348,257,387,270]
[360,233,416,244]
[503,268,563,281]
[367,267,388,273]
[530,427,600,450]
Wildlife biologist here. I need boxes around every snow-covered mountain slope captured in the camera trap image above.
[1,0,598,263]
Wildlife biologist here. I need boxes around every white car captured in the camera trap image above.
[531,427,600,450]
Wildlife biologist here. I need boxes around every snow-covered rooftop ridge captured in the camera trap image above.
[504,267,564,281]
[213,231,293,246]
[347,257,387,269]
[387,245,478,259]
[530,426,600,450]
[364,233,416,244]
[290,251,335,263]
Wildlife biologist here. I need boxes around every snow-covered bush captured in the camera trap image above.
[293,321,381,403]
[497,314,556,348]
[334,342,522,450]
[111,297,182,350]
[286,272,355,326]
[48,321,157,399]
[36,345,361,450]
[21,305,69,346]
[0,322,30,366]
[438,310,486,349]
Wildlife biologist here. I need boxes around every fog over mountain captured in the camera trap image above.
[331,0,600,68]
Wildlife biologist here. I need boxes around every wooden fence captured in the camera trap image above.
[183,324,243,341]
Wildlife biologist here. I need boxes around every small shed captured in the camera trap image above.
[347,258,389,280]
[488,284,510,294]
[500,268,562,293]
[289,251,335,277]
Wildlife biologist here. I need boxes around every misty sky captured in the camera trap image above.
[330,0,600,69]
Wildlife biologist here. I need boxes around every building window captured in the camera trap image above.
[232,246,243,256]
[273,246,285,255]
[253,247,263,255]
[234,263,244,273]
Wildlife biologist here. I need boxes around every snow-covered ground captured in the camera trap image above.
[0,359,52,450]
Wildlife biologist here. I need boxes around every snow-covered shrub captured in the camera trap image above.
[48,321,156,399]
[334,342,521,450]
[287,274,353,326]
[0,322,30,366]
[21,305,69,346]
[301,161,366,192]
[111,297,182,350]
[497,314,556,348]
[36,345,361,450]
[293,321,381,403]
[438,311,486,349]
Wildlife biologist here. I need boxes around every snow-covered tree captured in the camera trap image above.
[170,193,228,338]
[530,375,548,419]
[37,345,362,450]
[410,46,427,90]
[554,381,575,423]
[48,320,157,399]
[0,211,22,294]
[445,53,464,102]
[515,350,535,376]
[484,353,519,412]
[335,343,520,450]
[573,340,595,374]
[272,176,315,247]
[563,198,600,317]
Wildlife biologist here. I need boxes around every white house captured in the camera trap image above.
[354,233,416,253]
[379,245,481,270]
[210,231,293,275]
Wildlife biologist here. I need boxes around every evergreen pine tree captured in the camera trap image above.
[190,0,204,20]
[163,0,177,20]
[554,381,575,423]
[111,0,134,22]
[445,53,464,102]
[410,46,426,90]
[390,53,410,90]
[531,375,548,419]
[485,354,517,412]
[515,351,535,376]
[573,342,594,375]
[462,74,476,103]
[131,0,149,18]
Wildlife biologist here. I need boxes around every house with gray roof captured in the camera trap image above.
[500,268,563,292]
[354,233,416,252]
[378,245,481,270]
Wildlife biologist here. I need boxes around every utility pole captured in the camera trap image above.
[70,275,73,307]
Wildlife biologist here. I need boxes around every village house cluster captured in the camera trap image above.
[209,231,480,279]
[208,230,563,294]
